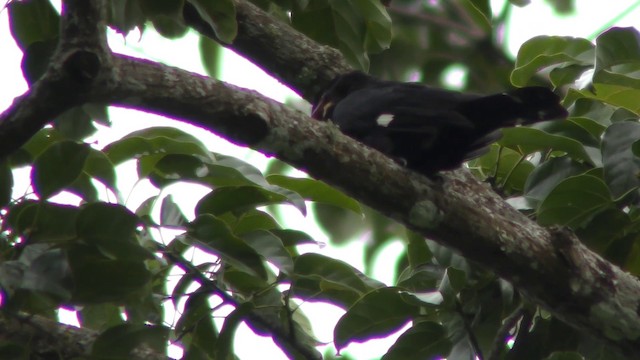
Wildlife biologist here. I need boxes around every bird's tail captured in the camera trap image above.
[461,87,568,132]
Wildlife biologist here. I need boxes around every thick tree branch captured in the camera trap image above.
[183,0,351,101]
[0,0,113,157]
[107,55,640,356]
[0,313,170,360]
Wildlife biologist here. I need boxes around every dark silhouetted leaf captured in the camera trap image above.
[31,141,90,199]
[188,214,268,279]
[512,36,594,86]
[91,324,169,357]
[334,287,419,351]
[602,121,640,199]
[537,174,613,227]
[8,0,59,50]
[189,0,237,43]
[382,321,452,360]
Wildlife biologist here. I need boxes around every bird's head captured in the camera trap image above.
[311,71,374,120]
[508,86,569,123]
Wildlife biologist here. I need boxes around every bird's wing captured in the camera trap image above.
[384,107,475,130]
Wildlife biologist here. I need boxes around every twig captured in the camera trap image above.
[158,244,320,360]
[455,299,484,360]
[487,304,527,360]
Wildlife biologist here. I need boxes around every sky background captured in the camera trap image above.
[1,1,640,359]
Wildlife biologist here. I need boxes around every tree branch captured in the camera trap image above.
[182,0,351,101]
[108,55,640,356]
[160,245,321,360]
[0,313,171,360]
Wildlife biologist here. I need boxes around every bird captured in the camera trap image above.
[311,71,568,177]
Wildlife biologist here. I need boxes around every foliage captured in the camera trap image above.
[2,0,640,359]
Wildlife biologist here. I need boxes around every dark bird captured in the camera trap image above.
[311,71,568,177]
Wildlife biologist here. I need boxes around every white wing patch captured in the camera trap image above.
[376,113,394,127]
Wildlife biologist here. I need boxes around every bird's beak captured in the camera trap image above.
[311,99,334,120]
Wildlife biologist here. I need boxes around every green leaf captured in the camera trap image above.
[8,0,59,50]
[405,229,433,268]
[511,36,594,87]
[189,0,237,43]
[188,214,268,279]
[20,38,58,84]
[140,0,184,17]
[108,0,146,35]
[577,209,630,253]
[397,265,442,292]
[591,28,640,113]
[153,14,189,38]
[291,0,391,70]
[0,161,14,208]
[199,35,222,77]
[595,27,640,72]
[160,195,189,227]
[524,157,589,208]
[242,230,294,274]
[19,247,73,301]
[214,303,252,359]
[537,174,614,227]
[460,0,492,34]
[549,65,591,88]
[382,321,452,360]
[330,1,370,70]
[31,141,90,199]
[67,172,99,202]
[353,0,392,53]
[499,127,594,164]
[532,119,601,148]
[148,156,307,215]
[267,175,362,214]
[292,253,384,308]
[68,245,153,303]
[602,122,640,199]
[334,287,419,351]
[84,148,118,194]
[53,106,98,140]
[491,147,534,193]
[83,103,111,127]
[135,195,159,220]
[11,202,79,243]
[400,290,444,307]
[17,128,65,162]
[569,98,615,136]
[438,267,466,304]
[104,126,213,165]
[270,229,317,247]
[78,303,125,331]
[312,203,366,244]
[233,210,280,234]
[176,292,219,359]
[76,203,153,261]
[196,186,306,217]
[76,203,138,242]
[91,324,169,357]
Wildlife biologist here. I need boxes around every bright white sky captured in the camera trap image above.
[1,1,639,359]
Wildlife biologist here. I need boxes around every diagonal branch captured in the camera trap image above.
[109,54,640,356]
[182,0,351,101]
